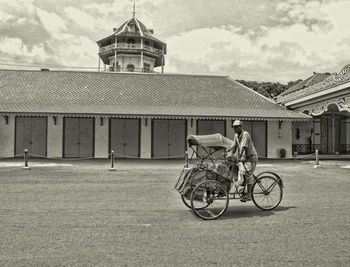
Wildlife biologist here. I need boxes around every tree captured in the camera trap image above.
[236,79,303,98]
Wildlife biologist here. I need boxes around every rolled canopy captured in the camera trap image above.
[187,134,234,149]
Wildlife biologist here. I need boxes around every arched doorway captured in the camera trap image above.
[319,104,348,154]
[126,64,135,72]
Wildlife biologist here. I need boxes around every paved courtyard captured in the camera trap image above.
[0,159,349,266]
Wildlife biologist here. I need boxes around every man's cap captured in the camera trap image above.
[232,120,243,127]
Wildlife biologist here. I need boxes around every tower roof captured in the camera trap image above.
[114,17,152,38]
[97,17,165,45]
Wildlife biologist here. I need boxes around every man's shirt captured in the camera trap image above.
[232,130,258,161]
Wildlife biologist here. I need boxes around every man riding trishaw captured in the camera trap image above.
[227,120,258,202]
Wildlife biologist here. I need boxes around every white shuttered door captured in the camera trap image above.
[110,119,140,158]
[153,119,186,158]
[15,117,47,157]
[64,118,94,158]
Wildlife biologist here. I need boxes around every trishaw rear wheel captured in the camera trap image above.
[252,176,283,210]
[181,194,210,210]
[190,180,229,220]
[181,194,192,209]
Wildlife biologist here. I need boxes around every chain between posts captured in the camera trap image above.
[1,149,323,170]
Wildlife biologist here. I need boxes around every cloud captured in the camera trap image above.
[274,0,333,31]
[0,0,97,69]
[64,6,96,31]
[165,0,350,81]
[36,8,66,33]
[0,0,349,81]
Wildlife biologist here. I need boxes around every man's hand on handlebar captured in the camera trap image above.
[238,157,246,163]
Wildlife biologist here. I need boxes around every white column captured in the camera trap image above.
[187,118,197,158]
[140,38,144,71]
[267,121,293,158]
[95,117,109,158]
[140,118,151,158]
[47,116,63,158]
[114,37,117,72]
[313,118,321,150]
[0,115,15,157]
[98,45,101,72]
[226,119,234,140]
[161,44,165,73]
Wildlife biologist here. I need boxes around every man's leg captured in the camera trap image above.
[241,160,257,202]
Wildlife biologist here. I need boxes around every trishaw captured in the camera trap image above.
[175,134,284,220]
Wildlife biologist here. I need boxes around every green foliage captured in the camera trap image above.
[236,79,303,98]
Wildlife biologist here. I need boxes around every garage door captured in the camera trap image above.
[153,120,186,158]
[15,117,47,157]
[197,120,226,158]
[110,119,140,158]
[64,118,94,158]
[242,121,267,158]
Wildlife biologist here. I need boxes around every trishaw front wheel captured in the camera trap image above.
[252,176,283,210]
[190,180,229,220]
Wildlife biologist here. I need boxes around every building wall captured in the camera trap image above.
[0,115,15,157]
[109,54,155,71]
[47,116,63,158]
[1,114,300,159]
[140,118,151,158]
[95,117,109,158]
[267,121,293,158]
[292,121,312,145]
[292,120,314,154]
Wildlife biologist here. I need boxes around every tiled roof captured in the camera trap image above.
[279,72,331,97]
[0,70,310,120]
[278,64,350,104]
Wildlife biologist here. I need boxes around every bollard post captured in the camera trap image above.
[22,149,31,170]
[315,150,319,166]
[185,151,189,168]
[109,150,117,171]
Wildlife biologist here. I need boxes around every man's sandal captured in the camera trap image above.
[240,195,252,202]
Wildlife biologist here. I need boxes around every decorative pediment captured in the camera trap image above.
[295,96,350,116]
[278,64,350,104]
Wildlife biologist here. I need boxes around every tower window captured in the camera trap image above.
[143,63,150,72]
[144,40,150,47]
[127,64,135,72]
[127,38,135,44]
[127,23,136,32]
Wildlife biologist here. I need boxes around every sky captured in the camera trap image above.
[0,0,350,82]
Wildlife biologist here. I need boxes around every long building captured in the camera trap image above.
[0,69,310,159]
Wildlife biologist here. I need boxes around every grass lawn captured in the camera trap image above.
[0,159,349,266]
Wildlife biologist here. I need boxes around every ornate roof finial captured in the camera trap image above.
[132,0,136,17]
